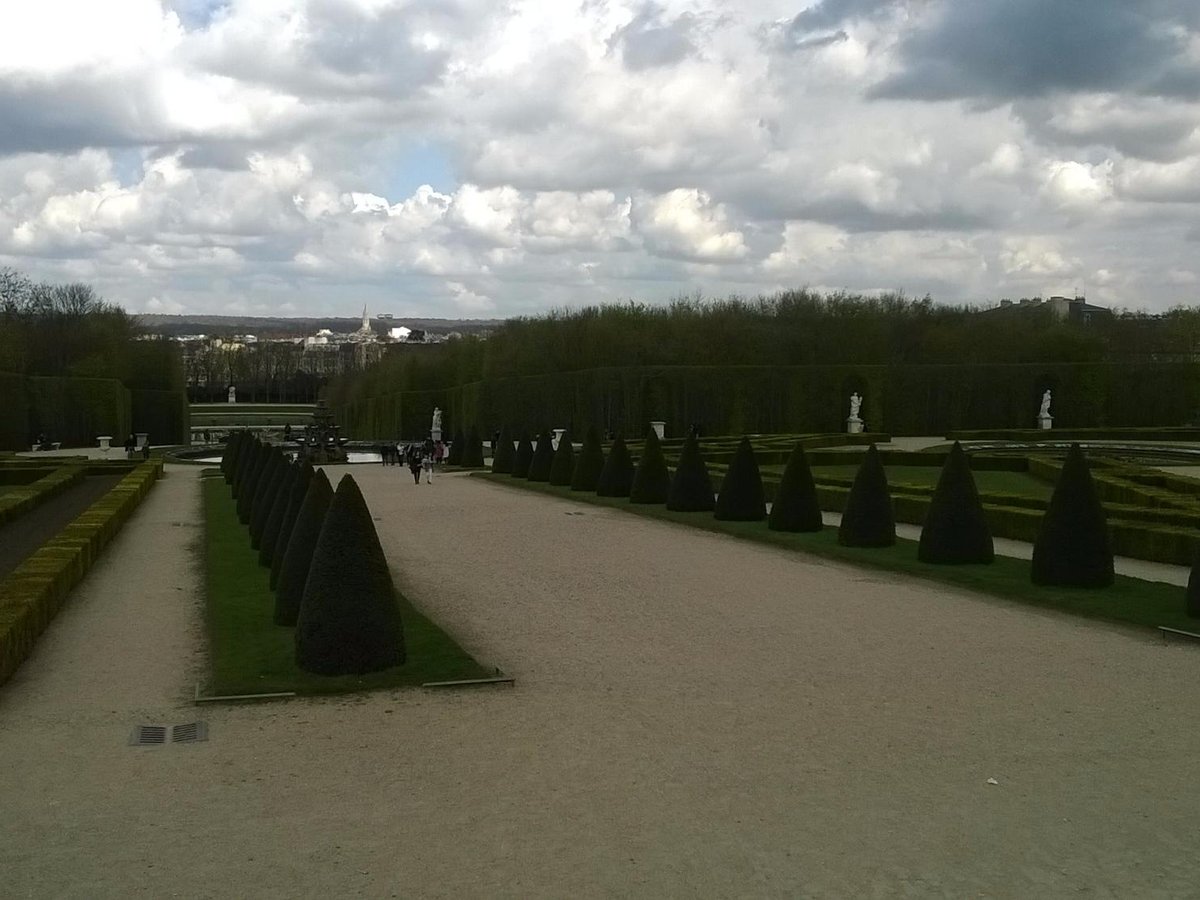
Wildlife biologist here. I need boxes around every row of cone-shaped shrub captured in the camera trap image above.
[220,431,406,675]
[490,425,1132,593]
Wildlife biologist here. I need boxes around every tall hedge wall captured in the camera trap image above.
[24,376,132,449]
[130,389,190,444]
[330,361,1200,441]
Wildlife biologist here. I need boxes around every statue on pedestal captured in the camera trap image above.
[431,407,443,439]
[849,392,862,420]
[228,385,236,403]
[1039,390,1052,418]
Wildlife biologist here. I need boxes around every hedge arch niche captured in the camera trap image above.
[295,474,406,675]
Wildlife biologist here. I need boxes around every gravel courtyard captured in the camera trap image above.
[2,464,1198,898]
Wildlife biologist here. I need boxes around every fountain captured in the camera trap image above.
[296,400,349,464]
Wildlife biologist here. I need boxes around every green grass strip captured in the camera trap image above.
[474,473,1194,634]
[202,475,489,696]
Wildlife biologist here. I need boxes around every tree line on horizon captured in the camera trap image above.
[332,289,1200,401]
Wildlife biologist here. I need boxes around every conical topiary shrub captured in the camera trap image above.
[237,442,271,524]
[222,432,244,484]
[250,449,287,549]
[714,437,765,521]
[491,425,515,474]
[510,433,534,478]
[630,428,671,504]
[461,425,485,467]
[666,433,714,512]
[232,435,258,499]
[837,445,895,547]
[1031,443,1113,587]
[270,461,314,590]
[548,430,575,486]
[274,469,333,626]
[295,475,406,675]
[259,461,298,567]
[571,427,605,492]
[595,434,635,497]
[918,442,994,564]
[768,443,823,533]
[526,431,555,482]
[446,427,465,466]
[1187,553,1200,618]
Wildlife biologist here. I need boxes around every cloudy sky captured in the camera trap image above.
[2,0,1199,318]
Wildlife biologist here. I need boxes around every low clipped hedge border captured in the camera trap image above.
[0,466,85,527]
[0,460,164,688]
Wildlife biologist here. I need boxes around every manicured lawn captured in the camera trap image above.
[476,473,1194,634]
[804,465,1053,499]
[202,474,489,696]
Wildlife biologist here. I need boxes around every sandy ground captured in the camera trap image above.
[2,464,1200,898]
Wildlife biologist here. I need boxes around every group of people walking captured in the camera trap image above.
[381,437,445,484]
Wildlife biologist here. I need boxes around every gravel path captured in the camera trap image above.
[2,465,1199,898]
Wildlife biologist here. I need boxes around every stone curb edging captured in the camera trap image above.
[0,460,164,689]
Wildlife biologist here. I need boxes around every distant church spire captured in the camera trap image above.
[361,304,369,332]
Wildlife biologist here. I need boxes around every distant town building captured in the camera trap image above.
[989,295,1111,324]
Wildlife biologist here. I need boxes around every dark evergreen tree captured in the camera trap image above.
[295,475,406,675]
[714,437,766,521]
[461,425,485,467]
[526,431,555,482]
[837,445,895,547]
[446,427,465,465]
[511,433,535,478]
[222,432,244,483]
[918,442,994,564]
[595,435,635,497]
[259,461,298,567]
[666,432,715,512]
[1031,443,1113,587]
[237,441,271,524]
[570,426,605,492]
[491,425,515,474]
[630,428,671,504]
[274,469,333,626]
[250,449,286,549]
[548,430,575,486]
[270,461,314,591]
[768,443,823,533]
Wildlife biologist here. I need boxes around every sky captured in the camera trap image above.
[1,0,1198,319]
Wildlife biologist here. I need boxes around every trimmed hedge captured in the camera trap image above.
[446,427,466,466]
[630,428,671,504]
[548,430,575,486]
[274,468,333,626]
[837,444,896,547]
[491,425,515,474]
[768,443,823,533]
[595,435,635,497]
[918,442,994,564]
[0,460,163,688]
[1188,555,1200,618]
[511,433,534,478]
[249,449,286,549]
[237,442,271,525]
[460,425,486,467]
[130,388,190,445]
[1031,443,1114,588]
[258,460,297,565]
[0,465,85,527]
[526,431,555,482]
[270,461,315,591]
[666,433,715,512]
[570,426,605,492]
[295,475,406,675]
[714,437,766,521]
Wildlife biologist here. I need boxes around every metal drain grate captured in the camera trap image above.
[128,722,209,746]
[129,725,167,746]
[171,721,208,743]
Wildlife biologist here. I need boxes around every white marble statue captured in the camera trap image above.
[227,385,236,403]
[431,407,442,434]
[849,392,862,420]
[1039,390,1052,418]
